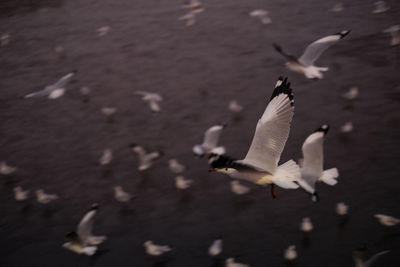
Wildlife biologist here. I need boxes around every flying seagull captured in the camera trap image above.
[374,214,400,226]
[384,25,400,46]
[113,186,134,202]
[284,245,297,261]
[208,77,300,199]
[249,9,272,24]
[144,240,172,256]
[135,91,162,112]
[0,161,17,175]
[208,239,223,256]
[226,258,250,267]
[13,186,29,201]
[129,144,162,171]
[35,189,59,204]
[25,71,76,99]
[273,30,350,79]
[298,125,339,201]
[336,202,349,215]
[300,217,313,232]
[193,124,226,157]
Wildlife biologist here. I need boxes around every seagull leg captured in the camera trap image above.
[270,184,278,199]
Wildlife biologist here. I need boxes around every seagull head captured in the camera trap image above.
[208,154,235,172]
[314,124,330,134]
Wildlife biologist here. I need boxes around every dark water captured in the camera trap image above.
[1,0,399,266]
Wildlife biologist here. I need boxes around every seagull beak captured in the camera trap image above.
[208,168,217,172]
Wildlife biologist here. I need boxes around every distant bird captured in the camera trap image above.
[193,124,226,157]
[96,26,111,36]
[300,217,313,232]
[13,186,29,201]
[130,144,162,171]
[175,175,193,190]
[225,258,250,267]
[208,77,300,199]
[99,149,113,166]
[80,86,91,102]
[372,1,389,14]
[374,214,400,226]
[144,240,172,256]
[228,100,244,113]
[330,3,344,12]
[113,186,133,202]
[297,125,339,201]
[179,11,196,27]
[62,203,107,255]
[230,180,251,195]
[101,107,117,120]
[343,86,359,100]
[0,161,17,175]
[341,121,353,133]
[169,159,185,174]
[284,245,297,261]
[135,91,163,112]
[208,239,223,256]
[24,71,76,99]
[353,248,390,267]
[384,25,400,46]
[336,202,349,215]
[36,189,59,204]
[54,44,64,54]
[0,33,10,46]
[249,9,272,24]
[273,30,350,79]
[183,0,204,13]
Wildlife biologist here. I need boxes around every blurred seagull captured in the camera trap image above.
[0,33,10,46]
[54,45,65,55]
[113,186,133,202]
[208,239,223,256]
[62,203,106,255]
[229,100,244,113]
[353,248,390,267]
[226,258,250,267]
[96,26,111,36]
[80,86,91,102]
[13,186,29,201]
[343,86,359,100]
[169,159,185,174]
[284,245,297,261]
[183,0,204,13]
[336,202,349,215]
[193,124,226,157]
[99,149,113,166]
[101,107,117,121]
[175,175,193,190]
[208,77,300,199]
[300,217,313,232]
[179,11,196,27]
[135,91,163,112]
[341,121,353,133]
[36,189,59,204]
[230,180,251,195]
[374,214,400,226]
[144,241,171,256]
[372,1,389,14]
[249,9,271,24]
[25,71,76,99]
[129,144,162,171]
[273,30,350,79]
[331,3,344,12]
[384,25,400,46]
[0,161,17,175]
[298,125,339,201]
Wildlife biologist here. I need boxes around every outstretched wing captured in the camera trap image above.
[53,71,76,89]
[298,30,350,66]
[77,204,98,245]
[365,250,390,267]
[203,125,224,150]
[240,77,294,174]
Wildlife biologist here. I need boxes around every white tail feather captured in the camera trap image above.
[83,246,97,256]
[273,160,301,189]
[319,168,339,185]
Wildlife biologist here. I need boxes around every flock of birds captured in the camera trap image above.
[1,0,399,266]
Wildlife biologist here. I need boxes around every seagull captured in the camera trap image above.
[225,258,250,267]
[300,217,313,232]
[0,33,10,46]
[229,100,244,113]
[384,25,400,46]
[343,86,359,100]
[331,3,344,12]
[284,245,297,261]
[96,26,111,36]
[101,107,117,120]
[208,239,223,256]
[208,77,300,199]
[54,45,65,55]
[230,180,251,195]
[113,186,133,202]
[135,91,163,112]
[249,9,272,24]
[179,11,196,27]
[99,149,113,166]
[144,240,172,256]
[193,124,226,157]
[13,186,29,201]
[36,189,59,204]
[129,144,162,171]
[341,121,353,133]
[297,125,339,201]
[273,30,350,79]
[62,203,107,255]
[374,214,400,226]
[336,202,349,215]
[183,0,204,13]
[169,159,185,174]
[24,71,76,99]
[80,86,91,102]
[0,161,17,175]
[353,248,390,267]
[175,175,193,190]
[372,1,389,14]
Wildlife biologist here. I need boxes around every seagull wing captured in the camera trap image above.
[77,206,97,245]
[52,72,75,89]
[301,128,326,177]
[298,30,350,66]
[240,77,294,174]
[365,250,390,267]
[203,125,224,150]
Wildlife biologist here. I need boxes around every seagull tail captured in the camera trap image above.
[83,246,97,256]
[319,168,339,186]
[273,160,301,189]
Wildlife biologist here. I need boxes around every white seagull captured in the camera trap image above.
[343,86,359,100]
[113,186,133,202]
[229,100,244,113]
[169,159,185,174]
[193,124,226,157]
[208,239,223,256]
[249,9,271,24]
[0,161,17,175]
[336,202,349,215]
[99,149,113,166]
[13,186,29,201]
[284,245,297,261]
[208,77,300,199]
[341,121,354,133]
[62,203,107,255]
[384,25,400,46]
[144,240,172,256]
[130,144,162,171]
[135,91,163,112]
[230,180,251,195]
[25,71,76,99]
[273,30,350,79]
[179,11,196,27]
[297,125,339,201]
[353,248,390,267]
[175,175,193,190]
[35,189,59,204]
[372,1,390,14]
[374,214,400,226]
[0,33,10,46]
[225,258,250,267]
[300,217,313,232]
[96,26,111,36]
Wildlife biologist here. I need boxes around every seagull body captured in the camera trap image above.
[175,175,192,190]
[300,217,313,232]
[0,161,17,175]
[374,214,400,226]
[36,189,59,204]
[193,124,226,157]
[13,186,29,201]
[225,258,250,267]
[384,25,400,46]
[130,144,162,171]
[336,202,349,215]
[353,248,390,267]
[298,125,339,201]
[229,100,244,113]
[273,30,350,79]
[343,86,359,100]
[179,11,196,27]
[113,186,133,202]
[341,121,353,133]
[230,180,251,195]
[96,26,111,36]
[0,33,10,46]
[284,245,297,261]
[249,9,271,24]
[25,71,76,99]
[99,149,113,166]
[208,239,222,256]
[372,1,389,14]
[169,159,185,174]
[135,91,162,112]
[209,78,300,199]
[144,240,171,256]
[331,3,344,12]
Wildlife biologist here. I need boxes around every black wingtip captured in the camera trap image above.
[314,124,330,135]
[272,43,281,52]
[65,231,78,239]
[311,192,320,202]
[337,30,350,39]
[89,203,99,211]
[270,77,294,105]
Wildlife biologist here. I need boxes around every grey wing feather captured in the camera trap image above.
[77,210,96,245]
[298,34,342,66]
[203,125,223,150]
[52,72,75,89]
[301,131,324,178]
